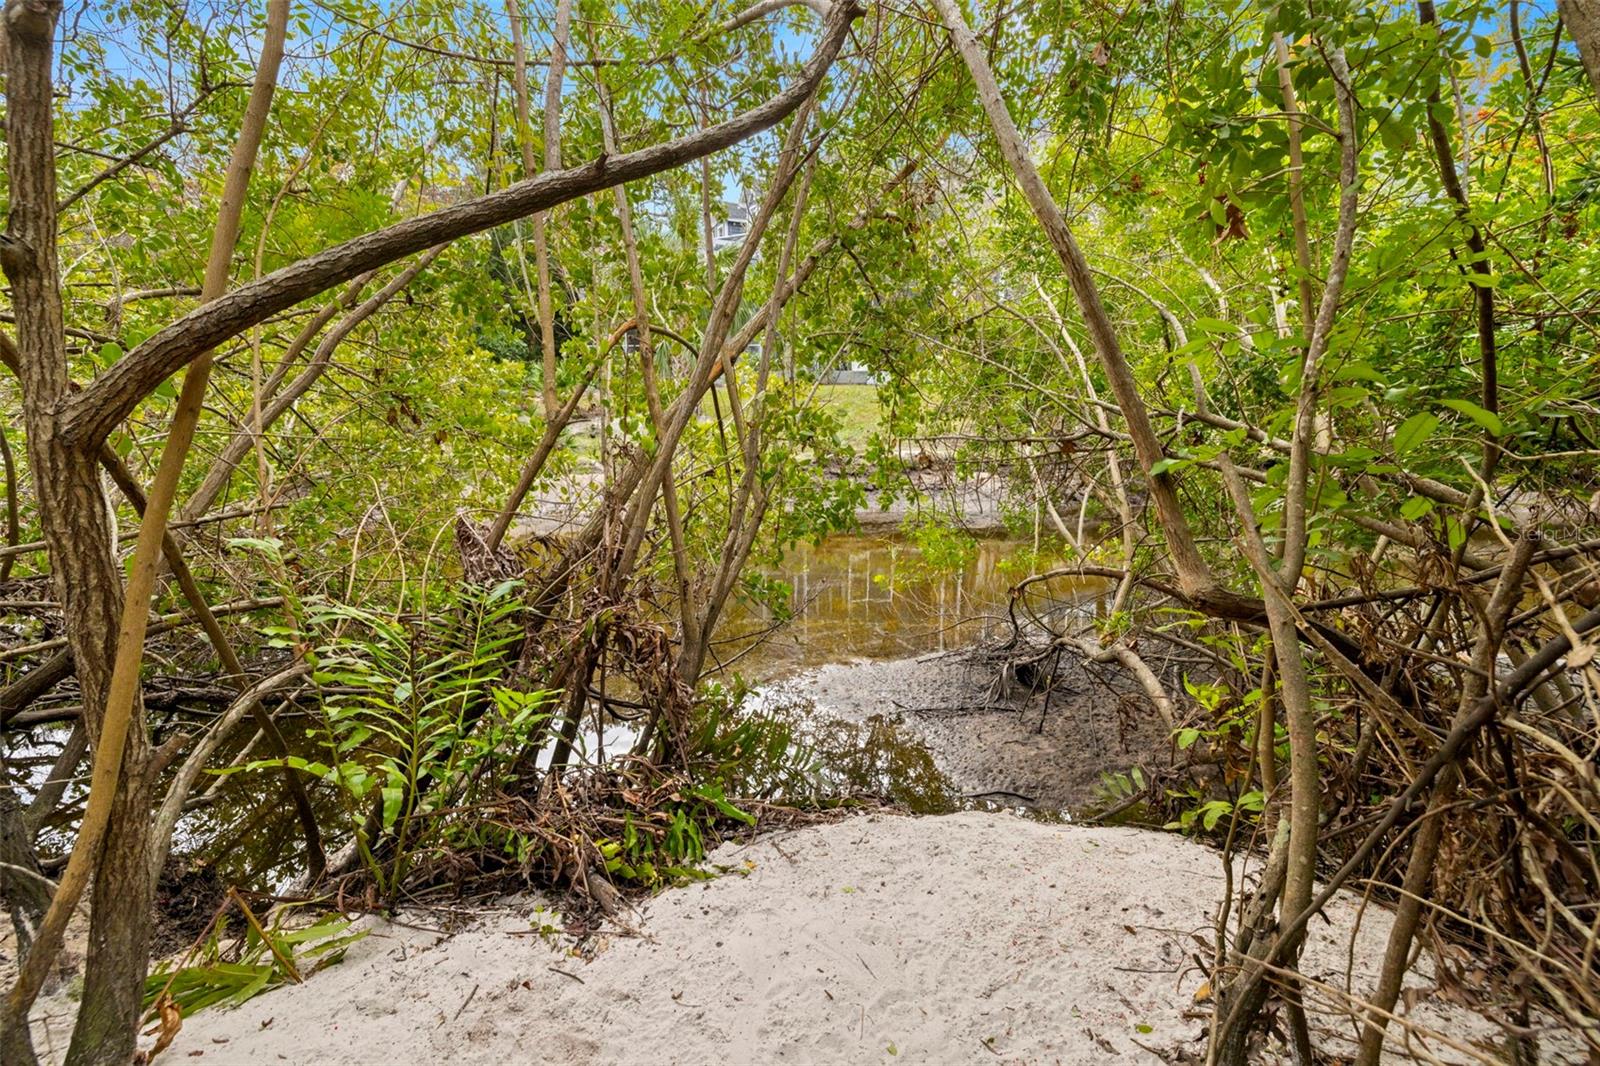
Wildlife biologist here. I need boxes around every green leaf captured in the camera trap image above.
[1399,496,1433,520]
[1438,398,1503,437]
[1324,386,1368,408]
[1393,412,1438,455]
[227,536,284,562]
[1332,361,1385,384]
[381,785,403,827]
[1377,116,1415,155]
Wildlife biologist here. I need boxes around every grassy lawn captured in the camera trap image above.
[810,383,882,450]
[682,380,883,454]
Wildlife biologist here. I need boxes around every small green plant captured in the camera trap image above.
[1158,665,1274,835]
[529,905,562,943]
[236,580,553,901]
[594,693,815,888]
[144,901,363,1017]
[599,781,755,886]
[1165,787,1265,834]
[1091,766,1146,813]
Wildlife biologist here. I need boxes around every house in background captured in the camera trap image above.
[712,201,752,250]
[821,361,878,385]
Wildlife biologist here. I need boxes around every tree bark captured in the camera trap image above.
[0,4,147,1062]
[1558,0,1600,108]
[1208,41,1360,1066]
[1273,34,1316,336]
[0,417,16,582]
[1272,34,1359,930]
[1,4,289,1062]
[508,0,572,419]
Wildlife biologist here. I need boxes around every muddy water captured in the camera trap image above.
[712,534,1108,681]
[710,534,1134,821]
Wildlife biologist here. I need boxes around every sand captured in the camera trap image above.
[124,811,1576,1065]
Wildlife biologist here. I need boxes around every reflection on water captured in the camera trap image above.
[709,534,1108,681]
[801,710,957,814]
[744,693,1072,823]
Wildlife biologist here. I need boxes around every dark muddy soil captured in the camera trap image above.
[755,645,1171,814]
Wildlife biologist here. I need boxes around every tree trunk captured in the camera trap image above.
[0,5,155,1062]
[929,0,1256,620]
[1558,0,1600,107]
[0,3,288,1061]
[508,0,573,420]
[63,6,291,1050]
[591,36,696,642]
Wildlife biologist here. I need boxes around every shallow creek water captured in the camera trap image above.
[706,533,1116,817]
[713,533,1105,677]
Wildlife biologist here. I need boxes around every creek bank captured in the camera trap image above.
[851,465,1012,534]
[755,650,1166,814]
[156,810,1573,1065]
[513,442,1025,542]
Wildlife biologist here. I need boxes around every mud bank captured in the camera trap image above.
[853,466,1012,533]
[511,452,1022,541]
[758,650,1168,813]
[148,811,1576,1065]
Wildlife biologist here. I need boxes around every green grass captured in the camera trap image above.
[810,383,882,450]
[679,380,884,455]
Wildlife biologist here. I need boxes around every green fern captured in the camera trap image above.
[240,580,552,898]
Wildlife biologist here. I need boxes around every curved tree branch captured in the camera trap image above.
[58,0,863,451]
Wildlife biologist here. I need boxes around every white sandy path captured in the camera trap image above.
[149,811,1555,1065]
